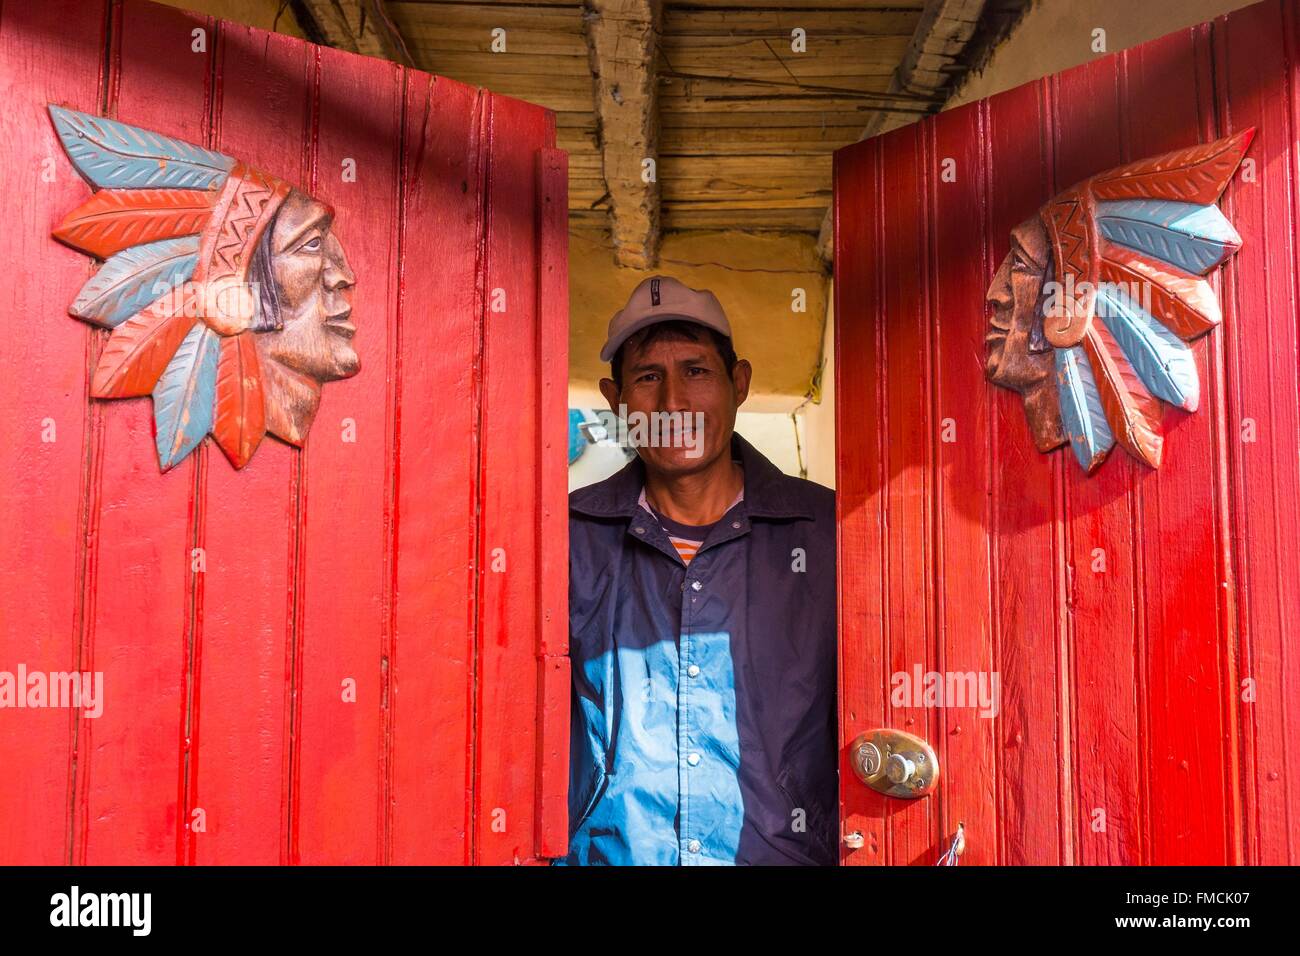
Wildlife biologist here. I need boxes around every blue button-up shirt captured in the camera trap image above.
[560,432,838,865]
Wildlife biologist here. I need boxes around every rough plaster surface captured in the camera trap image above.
[568,230,828,412]
[950,0,1258,107]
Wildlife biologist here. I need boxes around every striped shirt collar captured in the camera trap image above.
[637,481,744,564]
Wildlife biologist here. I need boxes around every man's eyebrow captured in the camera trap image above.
[279,210,330,251]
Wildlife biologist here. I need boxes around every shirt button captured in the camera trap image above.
[691,580,702,591]
[687,664,701,678]
[732,521,741,529]
[687,840,701,854]
[687,752,701,766]
[634,526,645,535]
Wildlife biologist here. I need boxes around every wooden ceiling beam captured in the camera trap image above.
[817,0,986,263]
[294,0,415,66]
[584,0,663,268]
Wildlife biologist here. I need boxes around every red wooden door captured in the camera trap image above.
[834,0,1298,865]
[0,0,569,865]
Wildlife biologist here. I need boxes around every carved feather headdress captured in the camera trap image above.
[1038,129,1253,472]
[49,105,293,470]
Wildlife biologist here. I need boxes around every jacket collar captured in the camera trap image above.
[570,430,813,521]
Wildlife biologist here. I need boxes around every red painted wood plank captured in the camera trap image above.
[834,134,889,866]
[1122,25,1236,866]
[190,22,313,865]
[535,145,570,860]
[834,0,1296,870]
[1047,52,1142,868]
[983,79,1065,865]
[876,121,938,866]
[474,92,552,865]
[0,0,108,865]
[927,102,999,865]
[388,73,483,865]
[293,43,402,866]
[1215,0,1300,866]
[2,0,567,866]
[77,0,211,866]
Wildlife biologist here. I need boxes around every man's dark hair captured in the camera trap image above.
[611,319,737,390]
[248,205,284,333]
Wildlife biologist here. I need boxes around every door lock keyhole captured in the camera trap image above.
[849,729,939,798]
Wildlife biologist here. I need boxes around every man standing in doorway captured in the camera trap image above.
[562,276,838,865]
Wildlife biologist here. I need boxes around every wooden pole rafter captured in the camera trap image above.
[583,0,663,269]
[817,0,987,262]
[294,0,414,67]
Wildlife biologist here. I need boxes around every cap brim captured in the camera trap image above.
[599,312,722,363]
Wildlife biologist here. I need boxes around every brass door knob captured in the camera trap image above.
[849,729,939,798]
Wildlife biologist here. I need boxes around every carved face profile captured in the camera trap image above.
[985,215,1065,453]
[985,130,1254,473]
[48,105,359,471]
[251,190,358,446]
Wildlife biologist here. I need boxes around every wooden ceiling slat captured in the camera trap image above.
[661,155,826,175]
[386,0,1001,238]
[659,38,912,76]
[660,74,901,97]
[661,127,860,152]
[411,51,591,75]
[554,111,597,128]
[661,182,829,202]
[663,32,917,47]
[662,207,826,230]
[394,0,580,5]
[388,3,585,34]
[662,9,922,36]
[440,73,593,91]
[660,64,900,81]
[659,97,919,114]
[663,197,828,209]
[410,35,589,55]
[664,0,924,8]
[557,138,598,154]
[661,110,868,127]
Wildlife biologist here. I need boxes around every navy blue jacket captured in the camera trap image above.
[561,431,838,865]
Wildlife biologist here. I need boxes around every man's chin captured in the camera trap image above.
[326,349,361,381]
[638,444,716,475]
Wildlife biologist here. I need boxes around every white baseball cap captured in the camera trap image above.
[599,275,732,362]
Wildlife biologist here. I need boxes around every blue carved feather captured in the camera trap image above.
[152,323,219,470]
[1095,199,1241,275]
[48,105,234,190]
[1056,345,1114,473]
[70,237,199,328]
[1095,284,1200,412]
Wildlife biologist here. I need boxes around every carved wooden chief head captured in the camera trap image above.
[985,130,1253,473]
[48,105,358,471]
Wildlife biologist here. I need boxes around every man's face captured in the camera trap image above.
[256,189,359,382]
[985,214,1053,391]
[599,329,751,478]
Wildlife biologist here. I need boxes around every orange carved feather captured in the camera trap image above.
[212,332,266,469]
[1090,128,1255,205]
[91,293,198,398]
[1098,241,1221,340]
[53,188,216,259]
[1082,319,1164,468]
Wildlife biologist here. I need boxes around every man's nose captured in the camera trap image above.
[986,281,1011,310]
[660,370,690,412]
[324,234,356,291]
